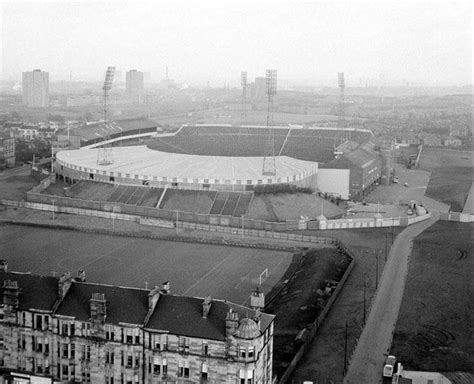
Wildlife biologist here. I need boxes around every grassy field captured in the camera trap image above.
[419,148,473,211]
[152,109,346,127]
[0,224,293,305]
[291,227,402,383]
[247,193,344,221]
[391,221,474,372]
[267,247,351,378]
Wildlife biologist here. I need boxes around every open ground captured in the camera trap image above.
[290,227,402,383]
[0,223,294,305]
[418,147,473,212]
[391,221,474,372]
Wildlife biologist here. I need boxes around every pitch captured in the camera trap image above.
[0,224,293,305]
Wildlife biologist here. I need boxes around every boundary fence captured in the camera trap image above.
[24,188,431,232]
[278,255,356,384]
[439,211,474,223]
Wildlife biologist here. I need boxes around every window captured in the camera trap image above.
[178,337,189,353]
[106,326,115,341]
[134,352,139,367]
[162,359,167,375]
[35,314,43,329]
[239,369,254,384]
[70,323,75,336]
[202,342,208,355]
[184,361,189,378]
[62,364,68,378]
[201,363,208,381]
[70,343,75,358]
[36,358,43,373]
[126,335,133,344]
[61,322,68,335]
[239,347,247,358]
[127,353,133,368]
[248,346,255,359]
[62,343,68,358]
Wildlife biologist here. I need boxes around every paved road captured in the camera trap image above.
[0,164,30,180]
[344,213,439,384]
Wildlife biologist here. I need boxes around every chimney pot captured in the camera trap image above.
[202,296,212,319]
[0,259,8,272]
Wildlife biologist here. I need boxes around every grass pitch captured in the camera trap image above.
[419,148,473,212]
[0,224,293,305]
[391,221,473,372]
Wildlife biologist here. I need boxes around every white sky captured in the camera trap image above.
[1,0,472,86]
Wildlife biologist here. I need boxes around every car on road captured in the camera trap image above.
[383,355,396,377]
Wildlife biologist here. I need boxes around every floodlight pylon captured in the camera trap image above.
[97,66,116,166]
[263,69,277,176]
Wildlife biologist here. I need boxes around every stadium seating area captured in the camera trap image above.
[65,181,254,216]
[210,191,253,216]
[147,125,372,163]
[67,182,164,207]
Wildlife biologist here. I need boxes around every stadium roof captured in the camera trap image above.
[75,118,158,142]
[57,146,318,182]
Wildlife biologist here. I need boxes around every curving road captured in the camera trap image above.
[344,213,439,384]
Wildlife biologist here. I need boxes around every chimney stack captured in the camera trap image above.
[3,280,20,309]
[250,287,265,310]
[161,281,170,294]
[90,293,107,324]
[148,286,161,312]
[58,272,72,299]
[0,259,8,272]
[202,296,212,319]
[225,308,239,338]
[76,269,86,282]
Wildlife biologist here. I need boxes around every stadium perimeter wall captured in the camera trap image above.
[21,191,431,231]
[439,211,474,222]
[55,160,317,192]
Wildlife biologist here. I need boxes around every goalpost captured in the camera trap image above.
[259,268,269,286]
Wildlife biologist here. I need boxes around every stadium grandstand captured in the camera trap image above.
[74,117,160,146]
[55,123,381,200]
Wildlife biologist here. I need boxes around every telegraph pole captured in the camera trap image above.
[343,319,348,375]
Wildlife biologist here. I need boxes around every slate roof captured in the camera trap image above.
[0,271,58,312]
[145,294,274,341]
[1,270,274,340]
[322,147,379,170]
[55,281,149,325]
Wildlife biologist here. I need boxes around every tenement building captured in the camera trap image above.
[0,262,274,384]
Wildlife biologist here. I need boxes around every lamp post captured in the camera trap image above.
[343,319,348,375]
[175,210,179,235]
[363,280,367,324]
[375,252,379,290]
[112,206,116,230]
[51,199,56,222]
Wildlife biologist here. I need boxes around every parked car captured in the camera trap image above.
[383,355,397,378]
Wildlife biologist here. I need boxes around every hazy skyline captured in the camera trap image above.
[1,0,472,86]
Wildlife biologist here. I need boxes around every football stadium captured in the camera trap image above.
[55,123,377,199]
